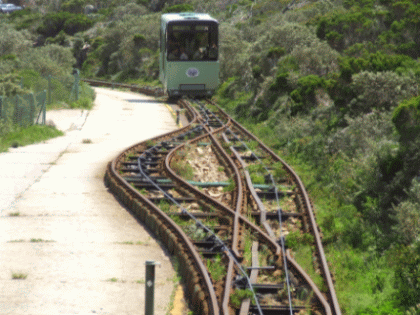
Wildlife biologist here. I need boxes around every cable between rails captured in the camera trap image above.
[137,123,264,315]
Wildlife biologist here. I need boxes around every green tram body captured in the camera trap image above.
[159,13,219,98]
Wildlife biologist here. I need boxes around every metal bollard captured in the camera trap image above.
[176,109,180,125]
[145,261,160,315]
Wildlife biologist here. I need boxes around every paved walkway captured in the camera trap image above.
[0,88,179,315]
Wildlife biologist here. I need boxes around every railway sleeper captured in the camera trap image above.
[248,305,308,315]
[236,283,305,294]
[132,182,175,190]
[247,211,302,220]
[257,190,294,199]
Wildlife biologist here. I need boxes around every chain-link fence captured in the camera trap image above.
[0,71,87,136]
[0,90,47,135]
[21,70,82,108]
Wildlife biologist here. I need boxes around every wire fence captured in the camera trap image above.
[0,71,83,136]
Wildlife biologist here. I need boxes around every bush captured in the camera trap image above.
[393,242,420,308]
[0,23,32,56]
[392,199,420,245]
[162,4,194,13]
[37,12,93,37]
[20,44,75,77]
[219,24,250,81]
[63,14,94,35]
[290,41,340,77]
[112,2,147,20]
[0,73,26,97]
[350,71,418,112]
[327,111,396,158]
[392,95,420,142]
[290,75,326,115]
[60,0,86,13]
[339,52,414,81]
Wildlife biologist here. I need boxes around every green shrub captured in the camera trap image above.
[230,289,254,308]
[392,95,420,142]
[290,74,325,115]
[0,73,26,96]
[392,242,420,308]
[37,12,93,37]
[0,23,32,56]
[350,71,417,112]
[20,44,75,77]
[162,4,194,13]
[290,41,340,76]
[63,14,94,35]
[60,0,86,14]
[339,52,414,81]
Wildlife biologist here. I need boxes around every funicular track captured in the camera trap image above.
[89,80,341,315]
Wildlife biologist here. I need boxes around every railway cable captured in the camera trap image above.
[195,102,295,315]
[228,132,294,315]
[87,79,341,314]
[137,121,265,315]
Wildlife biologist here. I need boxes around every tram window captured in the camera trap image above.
[167,23,218,61]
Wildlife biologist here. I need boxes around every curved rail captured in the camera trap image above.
[86,80,341,315]
[210,100,341,315]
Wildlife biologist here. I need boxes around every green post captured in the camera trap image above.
[29,93,35,126]
[42,90,46,125]
[145,261,159,315]
[47,75,52,106]
[73,69,80,102]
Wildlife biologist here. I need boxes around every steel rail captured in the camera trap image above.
[211,100,341,315]
[104,99,221,315]
[87,79,340,314]
[163,125,271,315]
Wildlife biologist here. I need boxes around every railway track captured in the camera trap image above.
[85,79,341,315]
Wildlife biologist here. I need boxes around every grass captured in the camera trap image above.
[223,178,235,192]
[171,159,195,181]
[293,244,325,290]
[145,139,156,148]
[8,212,20,216]
[0,125,63,152]
[242,229,255,266]
[115,241,149,246]
[12,272,27,280]
[230,289,254,308]
[206,254,226,282]
[106,277,119,282]
[165,256,191,315]
[30,238,55,243]
[159,200,171,212]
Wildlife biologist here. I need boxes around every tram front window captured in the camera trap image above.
[167,24,218,61]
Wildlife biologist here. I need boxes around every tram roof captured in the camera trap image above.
[161,12,218,24]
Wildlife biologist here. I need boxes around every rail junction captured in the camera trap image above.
[85,79,341,315]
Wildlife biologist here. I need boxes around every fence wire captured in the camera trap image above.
[0,71,82,136]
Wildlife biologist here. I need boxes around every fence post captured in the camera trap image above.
[73,69,80,102]
[47,75,52,106]
[42,90,46,125]
[13,95,19,125]
[29,93,35,126]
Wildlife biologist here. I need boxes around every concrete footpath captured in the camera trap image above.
[0,88,179,315]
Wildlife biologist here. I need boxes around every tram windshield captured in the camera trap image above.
[167,22,218,61]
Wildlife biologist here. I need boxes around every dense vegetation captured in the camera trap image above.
[2,0,420,313]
